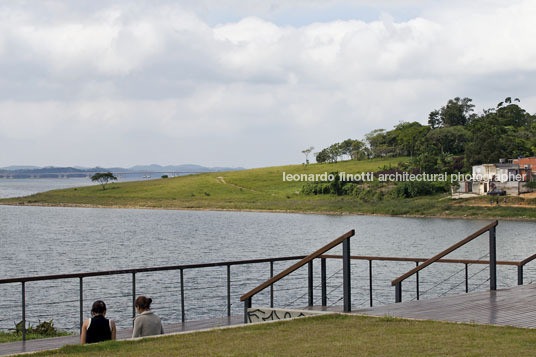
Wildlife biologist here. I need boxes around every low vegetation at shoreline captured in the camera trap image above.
[0,320,71,343]
[1,158,536,220]
[26,314,536,356]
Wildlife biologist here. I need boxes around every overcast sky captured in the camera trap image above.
[1,0,535,168]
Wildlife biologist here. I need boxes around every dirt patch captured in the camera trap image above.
[216,176,265,194]
[520,192,536,199]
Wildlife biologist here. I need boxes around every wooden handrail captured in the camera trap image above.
[0,256,307,285]
[391,221,498,286]
[519,253,536,267]
[240,230,355,302]
[320,254,518,266]
[0,249,520,286]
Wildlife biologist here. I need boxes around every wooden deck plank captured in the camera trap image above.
[352,284,536,328]
[0,315,243,356]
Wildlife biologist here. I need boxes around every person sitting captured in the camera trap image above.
[80,300,116,344]
[132,296,164,338]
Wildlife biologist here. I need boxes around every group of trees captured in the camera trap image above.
[311,97,536,173]
[314,139,367,163]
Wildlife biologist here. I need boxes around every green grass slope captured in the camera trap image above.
[29,314,536,356]
[1,158,536,219]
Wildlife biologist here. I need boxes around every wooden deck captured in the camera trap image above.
[0,315,243,356]
[352,283,536,328]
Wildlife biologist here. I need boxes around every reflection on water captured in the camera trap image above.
[1,204,535,331]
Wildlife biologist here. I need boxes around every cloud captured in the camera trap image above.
[0,1,536,167]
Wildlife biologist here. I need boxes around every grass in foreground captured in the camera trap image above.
[28,314,536,356]
[2,158,536,219]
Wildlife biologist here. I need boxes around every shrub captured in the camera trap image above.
[10,319,62,337]
[392,180,448,198]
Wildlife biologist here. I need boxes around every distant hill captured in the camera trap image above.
[128,164,243,172]
[1,165,41,171]
[0,164,244,178]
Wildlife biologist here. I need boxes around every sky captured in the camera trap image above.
[1,0,536,168]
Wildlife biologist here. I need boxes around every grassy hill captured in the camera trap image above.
[29,314,536,356]
[2,158,536,219]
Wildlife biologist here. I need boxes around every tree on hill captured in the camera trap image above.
[365,129,397,158]
[464,98,535,167]
[315,139,367,163]
[301,146,314,164]
[91,172,117,190]
[391,122,430,157]
[424,126,470,155]
[428,97,475,129]
[313,96,535,171]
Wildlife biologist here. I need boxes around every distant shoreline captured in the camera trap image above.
[1,201,534,222]
[2,158,535,222]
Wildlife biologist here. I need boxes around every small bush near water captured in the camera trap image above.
[0,320,71,343]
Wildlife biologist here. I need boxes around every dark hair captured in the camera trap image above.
[91,300,107,315]
[135,296,152,311]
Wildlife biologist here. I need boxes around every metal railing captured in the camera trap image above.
[240,230,356,322]
[0,256,305,341]
[391,221,498,302]
[3,224,536,340]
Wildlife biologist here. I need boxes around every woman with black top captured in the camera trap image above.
[80,300,117,344]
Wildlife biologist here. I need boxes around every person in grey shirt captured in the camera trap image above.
[132,296,164,338]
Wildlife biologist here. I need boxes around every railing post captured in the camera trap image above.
[180,269,185,323]
[369,260,373,307]
[270,261,274,308]
[321,258,327,307]
[132,272,136,322]
[518,264,523,285]
[308,261,313,306]
[395,281,402,303]
[342,237,351,312]
[489,225,497,290]
[79,277,83,334]
[415,262,419,301]
[227,265,231,317]
[465,263,469,293]
[244,297,251,323]
[21,281,26,342]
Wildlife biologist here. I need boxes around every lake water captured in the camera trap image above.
[0,176,154,199]
[1,180,535,332]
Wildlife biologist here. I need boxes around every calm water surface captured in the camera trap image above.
[0,177,151,199]
[1,180,535,331]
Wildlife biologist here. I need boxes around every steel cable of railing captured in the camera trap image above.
[273,285,308,293]
[311,267,345,306]
[282,264,346,309]
[413,253,489,300]
[328,296,343,307]
[438,264,489,297]
[471,277,491,291]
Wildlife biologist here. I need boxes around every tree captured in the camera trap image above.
[339,139,353,160]
[365,129,397,158]
[392,122,430,157]
[315,149,330,163]
[327,143,343,162]
[301,146,314,164]
[424,126,470,155]
[91,172,117,190]
[350,140,366,160]
[428,97,475,128]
